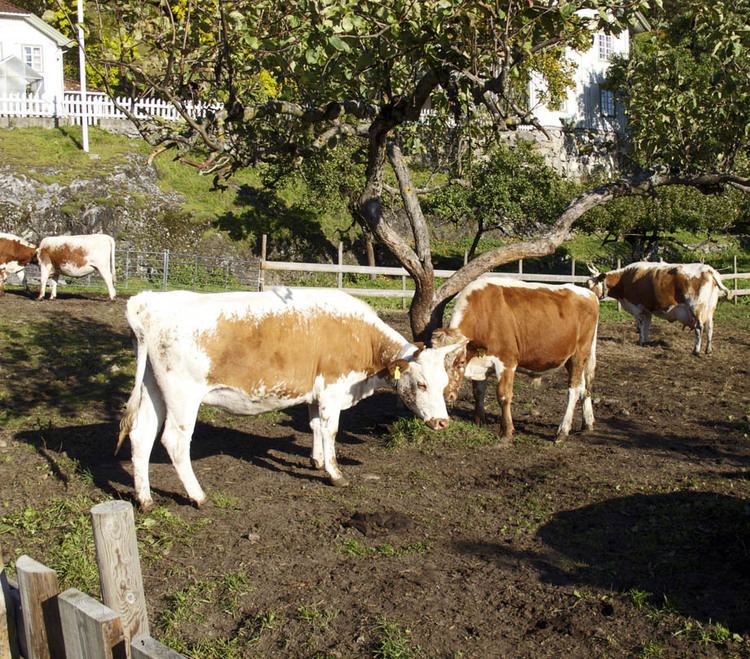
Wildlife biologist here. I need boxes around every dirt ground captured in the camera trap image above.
[1,290,749,658]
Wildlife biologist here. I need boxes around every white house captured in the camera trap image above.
[529,13,649,133]
[0,0,70,100]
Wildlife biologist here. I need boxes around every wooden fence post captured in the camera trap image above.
[518,259,523,275]
[734,255,738,304]
[259,234,267,292]
[90,502,150,647]
[0,548,20,659]
[57,589,126,659]
[15,556,64,659]
[337,242,343,289]
[130,634,185,659]
[571,259,576,281]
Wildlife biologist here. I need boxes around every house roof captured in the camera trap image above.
[0,1,27,13]
[0,54,44,81]
[0,0,74,48]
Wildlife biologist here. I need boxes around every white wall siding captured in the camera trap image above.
[0,15,65,101]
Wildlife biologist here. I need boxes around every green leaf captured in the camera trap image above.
[328,35,351,52]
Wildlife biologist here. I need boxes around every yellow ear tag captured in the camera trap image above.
[393,366,401,380]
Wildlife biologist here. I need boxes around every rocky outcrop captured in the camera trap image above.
[0,156,205,252]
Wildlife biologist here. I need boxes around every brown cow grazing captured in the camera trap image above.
[586,262,729,355]
[436,278,600,443]
[0,232,36,294]
[37,234,116,300]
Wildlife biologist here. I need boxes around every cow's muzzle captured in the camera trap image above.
[426,417,450,430]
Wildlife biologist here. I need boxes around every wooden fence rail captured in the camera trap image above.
[259,236,750,301]
[1,502,184,659]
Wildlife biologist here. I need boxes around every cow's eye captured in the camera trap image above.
[417,381,427,391]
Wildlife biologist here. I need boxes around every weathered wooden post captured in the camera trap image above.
[571,258,576,282]
[518,259,523,275]
[90,502,150,648]
[130,635,184,659]
[15,556,64,659]
[259,234,267,292]
[337,242,343,290]
[734,255,738,305]
[57,589,126,659]
[0,548,20,659]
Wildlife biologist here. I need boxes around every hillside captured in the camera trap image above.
[0,126,352,261]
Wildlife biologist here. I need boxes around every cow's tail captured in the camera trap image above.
[710,267,731,299]
[110,235,117,284]
[116,300,148,454]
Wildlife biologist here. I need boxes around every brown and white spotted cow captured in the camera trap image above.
[37,234,116,300]
[586,262,730,355]
[435,278,599,443]
[0,232,36,294]
[117,288,467,510]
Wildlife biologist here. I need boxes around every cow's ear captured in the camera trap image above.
[387,359,410,381]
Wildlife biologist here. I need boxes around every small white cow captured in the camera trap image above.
[37,234,116,300]
[587,261,730,354]
[117,288,466,510]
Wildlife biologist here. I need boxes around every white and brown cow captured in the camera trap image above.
[37,234,116,300]
[117,288,467,510]
[0,232,36,294]
[586,262,729,355]
[435,278,599,443]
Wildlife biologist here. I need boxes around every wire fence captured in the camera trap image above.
[9,249,261,295]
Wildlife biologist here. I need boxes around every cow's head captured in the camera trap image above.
[585,264,608,299]
[388,339,468,430]
[429,327,471,405]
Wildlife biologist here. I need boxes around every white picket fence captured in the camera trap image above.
[0,91,217,124]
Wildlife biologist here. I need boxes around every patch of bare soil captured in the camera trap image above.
[1,290,749,658]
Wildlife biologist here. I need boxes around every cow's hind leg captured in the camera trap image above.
[160,393,207,506]
[95,265,116,300]
[308,402,324,470]
[37,263,49,300]
[495,368,515,442]
[581,353,596,433]
[129,368,165,511]
[557,360,586,441]
[704,317,714,355]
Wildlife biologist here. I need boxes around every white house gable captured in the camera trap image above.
[0,0,70,100]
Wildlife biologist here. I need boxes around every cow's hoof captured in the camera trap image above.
[553,433,568,445]
[138,499,154,513]
[329,475,350,488]
[309,457,324,470]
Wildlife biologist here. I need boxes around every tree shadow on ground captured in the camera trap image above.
[12,407,372,508]
[0,315,132,422]
[457,491,750,633]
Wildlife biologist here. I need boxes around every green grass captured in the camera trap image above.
[372,617,422,659]
[0,494,103,594]
[385,417,499,452]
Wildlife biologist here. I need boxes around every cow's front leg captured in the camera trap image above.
[472,379,488,425]
[308,402,324,470]
[317,401,348,487]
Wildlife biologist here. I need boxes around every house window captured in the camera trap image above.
[597,34,613,61]
[22,45,43,72]
[600,88,616,117]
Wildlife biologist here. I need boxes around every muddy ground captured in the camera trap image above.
[1,291,749,658]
